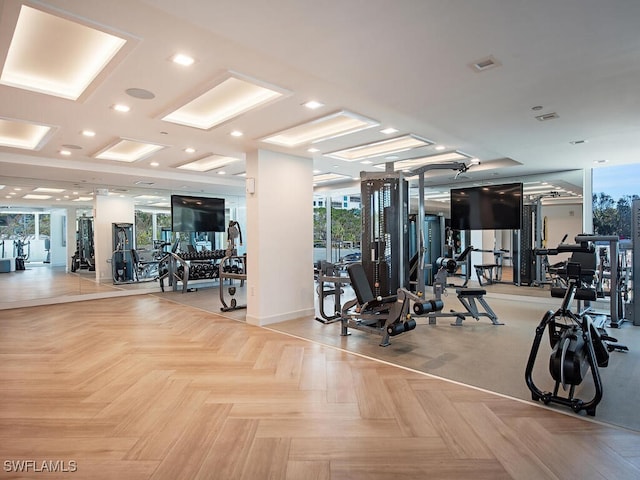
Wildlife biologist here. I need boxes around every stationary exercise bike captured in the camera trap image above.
[525,240,627,416]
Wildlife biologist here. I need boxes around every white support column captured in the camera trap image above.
[583,168,593,234]
[245,149,315,326]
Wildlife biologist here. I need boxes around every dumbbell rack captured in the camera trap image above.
[219,253,247,311]
[169,250,227,293]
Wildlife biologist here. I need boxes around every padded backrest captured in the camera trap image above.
[347,263,375,305]
[568,251,596,277]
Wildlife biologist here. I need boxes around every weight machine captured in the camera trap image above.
[71,216,95,272]
[13,237,29,270]
[426,255,502,326]
[340,262,443,346]
[525,239,627,416]
[112,223,135,283]
[219,253,246,311]
[337,161,477,345]
[360,161,474,298]
[575,234,628,328]
[315,261,351,324]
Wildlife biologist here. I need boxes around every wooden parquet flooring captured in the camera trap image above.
[1,295,640,479]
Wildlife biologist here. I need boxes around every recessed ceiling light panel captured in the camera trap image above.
[94,138,166,162]
[325,134,433,162]
[34,187,65,193]
[262,110,379,147]
[0,117,56,150]
[0,5,127,100]
[176,154,240,172]
[373,150,472,171]
[22,194,52,200]
[313,172,353,184]
[162,72,289,130]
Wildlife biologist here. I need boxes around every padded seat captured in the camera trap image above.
[551,286,597,301]
[456,288,487,296]
[0,258,15,273]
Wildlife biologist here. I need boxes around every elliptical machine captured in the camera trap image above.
[525,239,627,416]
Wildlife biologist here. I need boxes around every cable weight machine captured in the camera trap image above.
[339,162,477,345]
[360,161,472,298]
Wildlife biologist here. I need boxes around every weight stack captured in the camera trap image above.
[361,175,409,297]
[513,204,535,286]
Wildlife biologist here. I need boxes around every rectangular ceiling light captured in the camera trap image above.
[524,185,564,194]
[423,192,450,201]
[95,139,166,162]
[175,154,240,172]
[33,187,65,193]
[162,73,287,130]
[134,195,162,200]
[374,151,472,171]
[325,134,433,161]
[22,194,52,200]
[0,117,55,150]
[313,172,353,184]
[73,197,93,202]
[262,111,379,147]
[0,5,127,100]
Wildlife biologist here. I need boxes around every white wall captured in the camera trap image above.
[542,202,583,246]
[94,195,135,281]
[245,149,314,326]
[542,201,584,263]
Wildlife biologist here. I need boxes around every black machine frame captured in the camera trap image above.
[525,240,627,416]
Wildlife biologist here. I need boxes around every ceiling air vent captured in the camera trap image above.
[535,112,559,122]
[470,55,501,72]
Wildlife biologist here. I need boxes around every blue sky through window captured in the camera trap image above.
[592,163,640,200]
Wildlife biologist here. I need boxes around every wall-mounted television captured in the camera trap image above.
[450,182,523,231]
[171,195,225,233]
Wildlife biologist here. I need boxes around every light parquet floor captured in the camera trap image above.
[1,295,640,479]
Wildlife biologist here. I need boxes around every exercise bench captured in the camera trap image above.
[428,264,504,326]
[474,264,499,286]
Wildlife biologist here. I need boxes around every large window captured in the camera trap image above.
[39,213,50,237]
[313,194,361,264]
[135,210,173,250]
[592,164,640,238]
[0,213,36,238]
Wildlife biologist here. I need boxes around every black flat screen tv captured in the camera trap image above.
[171,195,225,232]
[450,182,523,231]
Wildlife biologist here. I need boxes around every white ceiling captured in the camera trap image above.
[1,0,639,209]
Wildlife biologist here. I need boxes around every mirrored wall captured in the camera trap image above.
[0,191,246,309]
